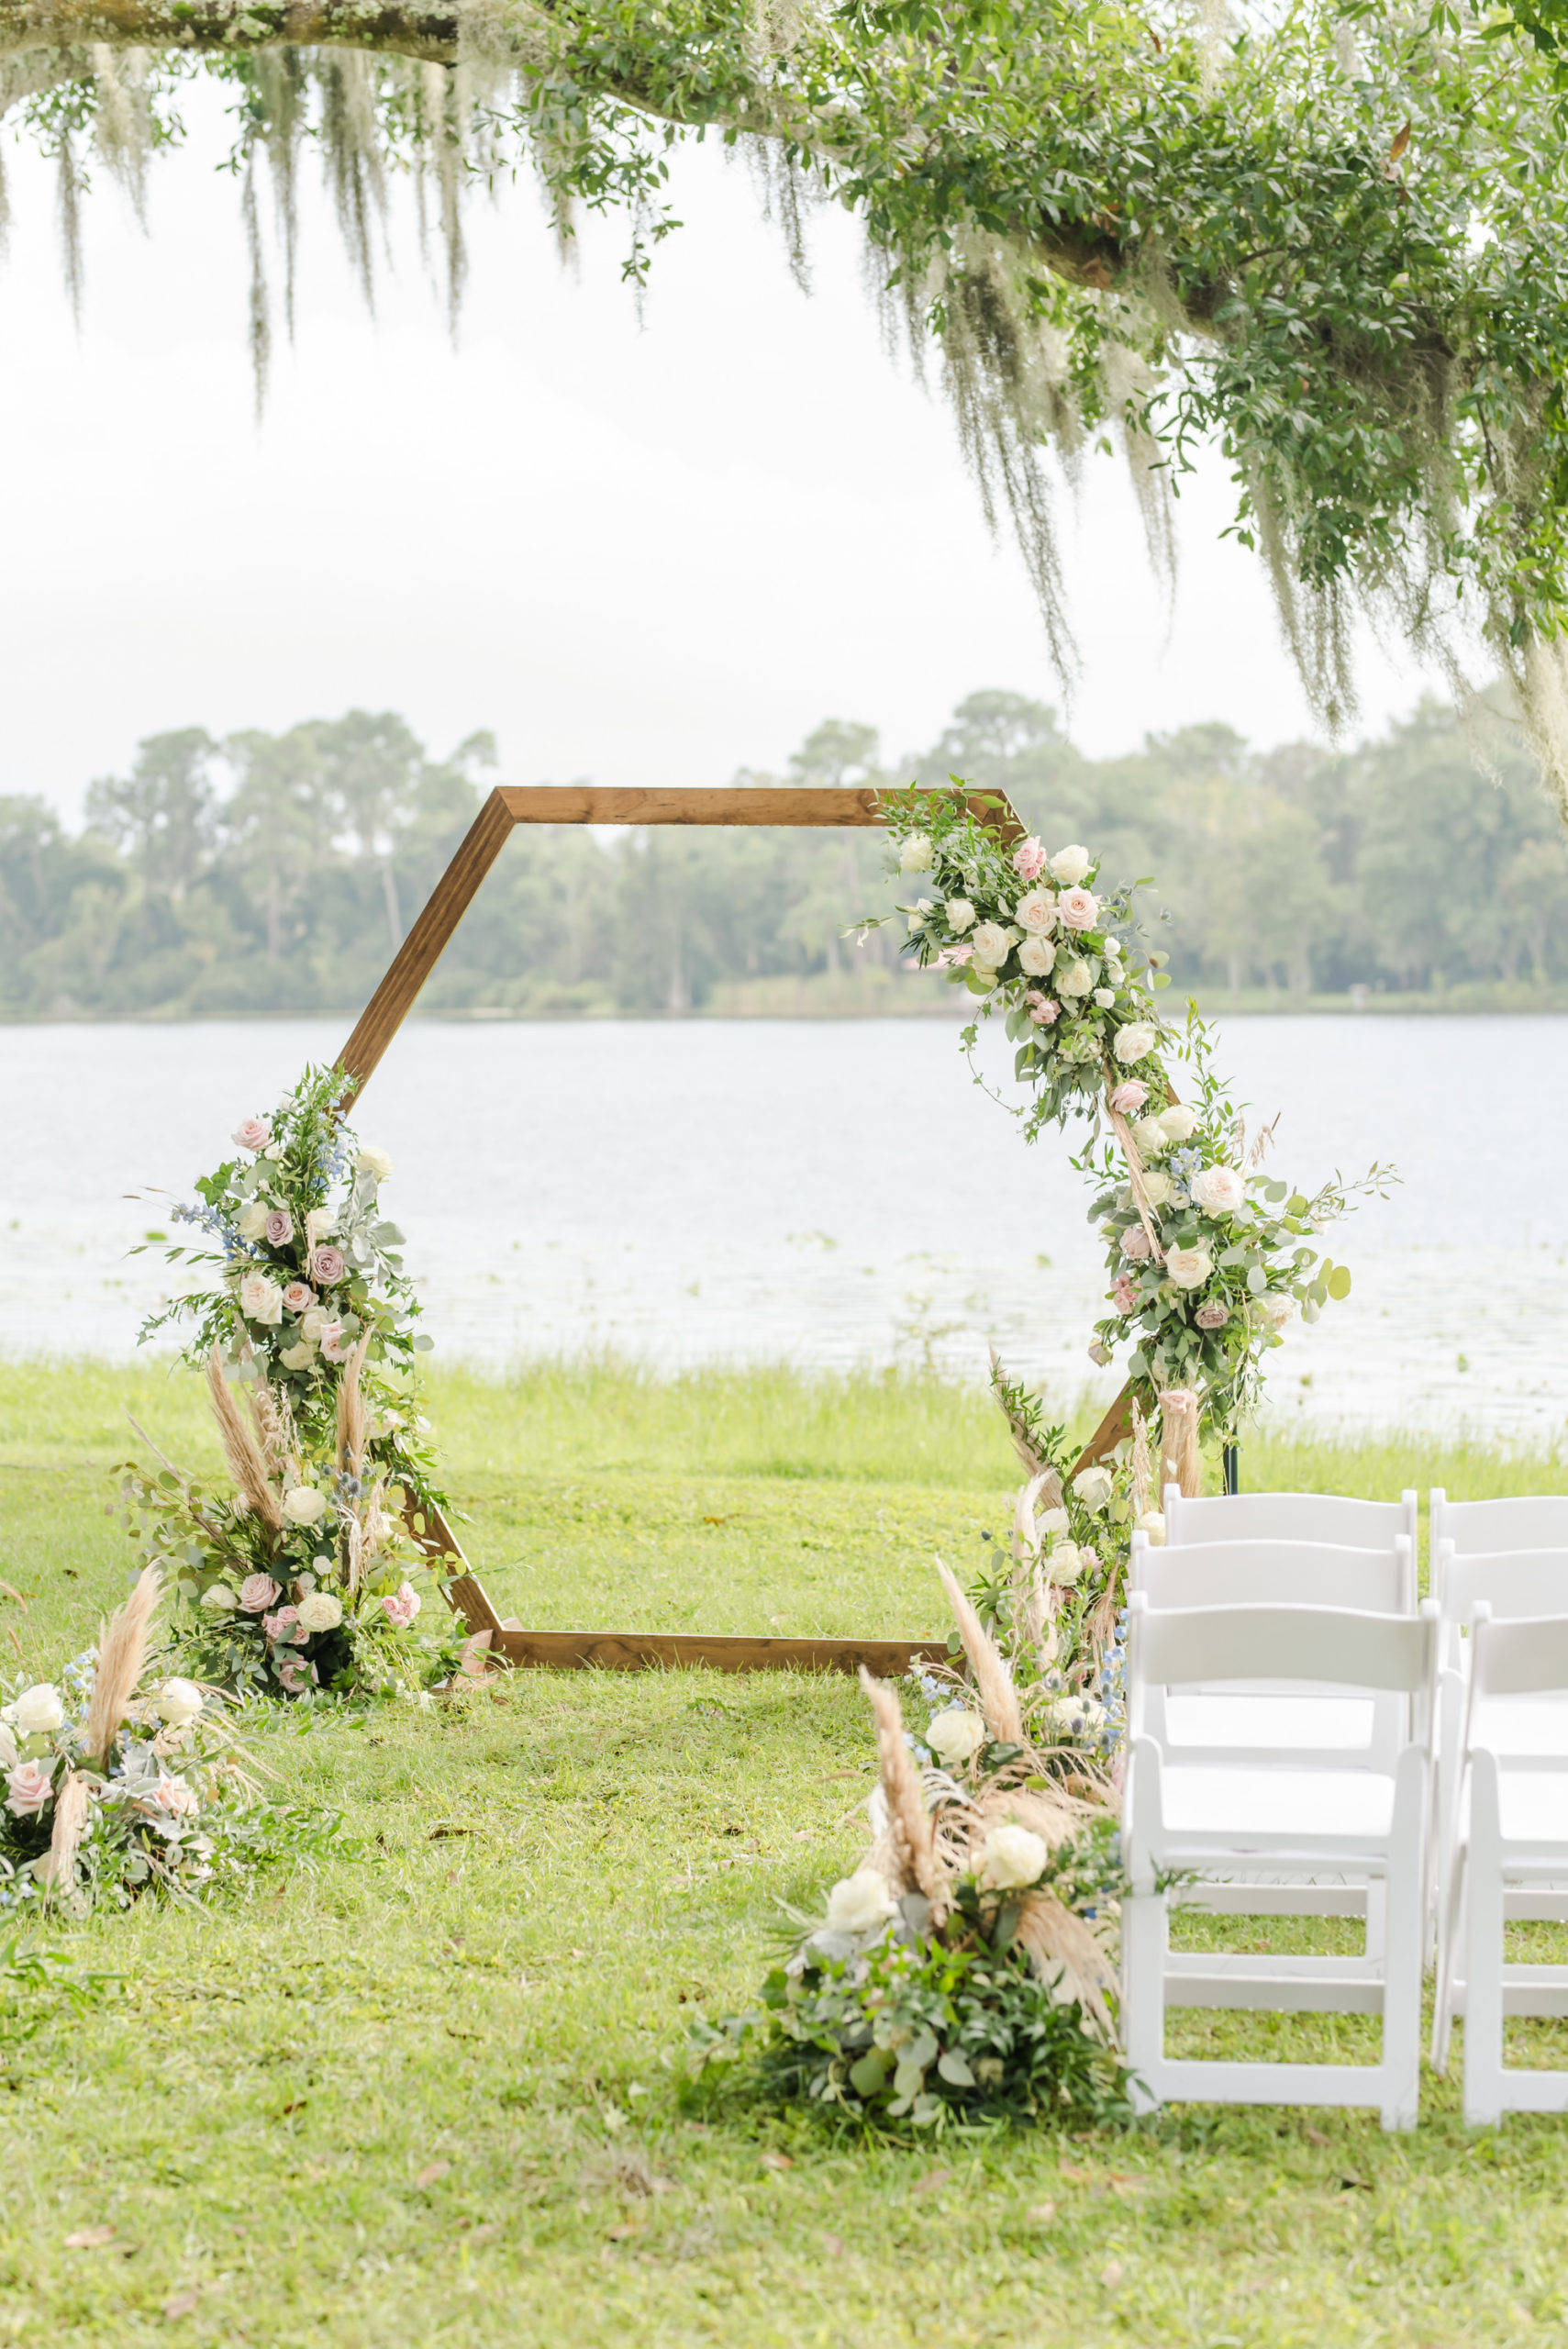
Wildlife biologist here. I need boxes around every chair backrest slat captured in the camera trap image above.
[1430,1491,1568,1557]
[1163,1486,1417,1552]
[1134,1537,1407,1614]
[1130,1597,1435,1696]
[1471,1608,1568,1700]
[1441,1548,1568,1632]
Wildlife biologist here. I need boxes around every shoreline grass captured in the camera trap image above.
[6,1357,1568,2344]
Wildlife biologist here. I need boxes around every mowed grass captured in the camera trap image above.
[3,1359,1568,2346]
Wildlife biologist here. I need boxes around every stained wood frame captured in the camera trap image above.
[337,784,1132,1675]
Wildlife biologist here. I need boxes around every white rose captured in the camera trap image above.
[1035,1507,1070,1539]
[899,835,936,873]
[0,1723,16,1773]
[1086,1340,1111,1366]
[824,1867,896,1936]
[283,1486,328,1528]
[154,1677,206,1728]
[1049,845,1091,886]
[279,1343,317,1372]
[981,1823,1050,1891]
[358,1145,395,1184]
[236,1200,271,1241]
[200,1585,239,1613]
[1093,987,1117,1008]
[1105,936,1123,961]
[944,897,976,932]
[299,1307,329,1344]
[1057,959,1093,997]
[1073,1464,1115,1512]
[239,1272,284,1327]
[1264,1295,1296,1330]
[1015,888,1057,933]
[1135,1509,1166,1546]
[906,898,934,932]
[1047,1542,1084,1585]
[8,1684,63,1738]
[927,1708,987,1768]
[1158,1104,1197,1142]
[1166,1246,1214,1289]
[304,1208,338,1247]
[971,922,1009,967]
[1114,1023,1157,1064]
[1130,1116,1168,1156]
[1018,936,1057,977]
[1192,1164,1247,1216]
[296,1590,344,1633]
[1139,1170,1173,1207]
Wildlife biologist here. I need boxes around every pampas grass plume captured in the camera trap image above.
[936,1558,1025,1745]
[857,1666,939,1903]
[41,1771,89,1897]
[82,1564,161,1766]
[206,1347,284,1532]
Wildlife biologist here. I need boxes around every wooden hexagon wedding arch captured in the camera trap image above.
[345,781,1133,1676]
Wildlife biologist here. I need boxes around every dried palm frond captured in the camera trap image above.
[1130,1399,1152,1522]
[1011,1887,1118,2040]
[337,1332,370,1483]
[858,1667,940,1903]
[1160,1387,1200,1499]
[988,1348,1059,1492]
[40,1770,89,1896]
[936,1559,1025,1745]
[82,1564,161,1765]
[206,1347,284,1531]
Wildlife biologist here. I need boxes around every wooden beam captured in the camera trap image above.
[497,785,886,828]
[489,1628,950,1675]
[337,787,517,1094]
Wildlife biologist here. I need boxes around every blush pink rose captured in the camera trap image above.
[262,1606,302,1644]
[1024,990,1060,1027]
[232,1119,272,1152]
[1107,1080,1149,1115]
[282,1281,316,1314]
[1121,1227,1153,1262]
[1011,835,1049,882]
[1195,1300,1230,1330]
[1111,1275,1140,1315]
[238,1573,281,1614]
[278,1658,317,1695]
[1057,886,1100,931]
[6,1759,55,1817]
[319,1323,351,1364]
[933,943,973,968]
[154,1773,200,1820]
[381,1581,421,1630]
[310,1245,346,1286]
[264,1209,293,1247]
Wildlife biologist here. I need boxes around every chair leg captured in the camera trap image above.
[1381,1774,1425,2131]
[1462,1762,1505,2129]
[1431,1841,1466,2076]
[1121,1885,1167,2115]
[1364,1876,1387,1965]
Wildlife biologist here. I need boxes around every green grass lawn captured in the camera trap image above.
[5,1358,1568,2347]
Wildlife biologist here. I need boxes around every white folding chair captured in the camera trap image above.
[1432,1605,1568,2126]
[1122,1594,1439,2130]
[1430,1492,1568,1571]
[1164,1486,1418,1607]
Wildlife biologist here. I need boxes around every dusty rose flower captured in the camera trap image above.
[282,1281,316,1314]
[1121,1227,1153,1262]
[1057,886,1100,931]
[1195,1300,1230,1330]
[1112,1275,1140,1315]
[6,1759,55,1817]
[278,1658,317,1695]
[262,1606,302,1643]
[381,1581,421,1631]
[311,1245,346,1286]
[1024,990,1060,1027]
[1107,1080,1149,1115]
[232,1119,272,1152]
[1011,835,1049,882]
[319,1323,351,1364]
[238,1573,281,1614]
[264,1208,293,1247]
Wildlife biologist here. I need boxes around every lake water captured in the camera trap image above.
[1,1013,1563,1441]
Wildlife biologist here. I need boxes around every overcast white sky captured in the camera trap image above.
[0,91,1445,820]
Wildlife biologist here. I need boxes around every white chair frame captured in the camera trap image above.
[1123,1594,1439,2131]
[1430,1491,1568,1566]
[1433,1604,1568,2125]
[1164,1485,1418,1604]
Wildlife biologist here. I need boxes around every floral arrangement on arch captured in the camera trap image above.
[873,792,1392,1442]
[699,1566,1130,2131]
[0,1567,337,1911]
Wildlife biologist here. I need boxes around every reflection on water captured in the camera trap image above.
[2,1013,1564,1441]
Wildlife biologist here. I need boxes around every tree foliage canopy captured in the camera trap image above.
[7,0,1568,796]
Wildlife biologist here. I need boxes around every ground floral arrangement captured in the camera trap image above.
[0,1567,336,1912]
[129,1065,467,1703]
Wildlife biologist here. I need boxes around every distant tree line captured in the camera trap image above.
[0,696,1562,1018]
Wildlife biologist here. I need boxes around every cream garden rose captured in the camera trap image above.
[1192,1164,1247,1216]
[358,1144,395,1183]
[1018,935,1057,977]
[927,1707,986,1768]
[1166,1245,1214,1288]
[1049,845,1091,886]
[1139,1170,1173,1207]
[1114,1022,1157,1063]
[8,1684,63,1739]
[239,1271,284,1326]
[1015,887,1057,932]
[945,897,976,932]
[981,1823,1049,1890]
[971,921,1009,968]
[304,1207,338,1247]
[1046,1542,1084,1585]
[296,1590,344,1633]
[1072,1464,1114,1512]
[154,1678,206,1728]
[1136,1509,1167,1545]
[824,1867,896,1936]
[1130,1115,1168,1156]
[899,834,936,872]
[1057,959,1093,996]
[1158,1103,1198,1142]
[283,1486,328,1528]
[236,1199,272,1241]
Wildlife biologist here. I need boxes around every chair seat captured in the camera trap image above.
[1162,1765,1396,1842]
[1166,1694,1375,1751]
[1455,1766,1568,1849]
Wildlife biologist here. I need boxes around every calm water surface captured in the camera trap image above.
[1,1014,1562,1440]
